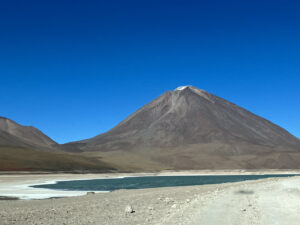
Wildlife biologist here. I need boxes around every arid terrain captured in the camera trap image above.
[64,86,300,170]
[0,117,116,172]
[1,86,300,224]
[0,173,299,225]
[1,86,300,172]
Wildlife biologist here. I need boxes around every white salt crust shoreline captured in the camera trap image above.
[0,179,99,200]
[0,175,114,200]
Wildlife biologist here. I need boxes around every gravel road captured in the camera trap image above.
[165,176,300,225]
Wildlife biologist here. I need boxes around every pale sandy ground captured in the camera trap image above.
[0,171,300,225]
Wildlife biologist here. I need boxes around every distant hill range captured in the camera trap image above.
[0,117,114,172]
[0,117,58,150]
[1,86,300,171]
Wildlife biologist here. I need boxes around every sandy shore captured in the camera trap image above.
[0,171,300,224]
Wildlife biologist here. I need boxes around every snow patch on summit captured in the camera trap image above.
[175,86,190,91]
[174,86,214,103]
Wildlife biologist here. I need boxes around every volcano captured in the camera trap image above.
[63,86,300,170]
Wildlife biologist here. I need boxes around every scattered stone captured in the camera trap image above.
[148,206,154,210]
[171,204,177,209]
[125,205,135,213]
[242,209,247,212]
[164,197,173,204]
[186,199,191,203]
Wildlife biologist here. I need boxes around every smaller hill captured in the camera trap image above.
[0,117,117,172]
[0,117,57,150]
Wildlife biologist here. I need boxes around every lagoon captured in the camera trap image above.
[31,174,297,192]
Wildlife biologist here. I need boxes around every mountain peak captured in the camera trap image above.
[0,117,33,130]
[63,87,300,169]
[175,86,191,91]
[174,85,206,93]
[0,116,57,147]
[173,86,212,102]
[0,117,18,129]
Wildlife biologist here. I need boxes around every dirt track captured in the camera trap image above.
[166,176,300,225]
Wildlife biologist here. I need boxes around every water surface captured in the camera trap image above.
[31,174,297,191]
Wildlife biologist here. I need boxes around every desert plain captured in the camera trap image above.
[0,170,300,225]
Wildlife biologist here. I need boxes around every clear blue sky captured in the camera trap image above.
[0,0,299,143]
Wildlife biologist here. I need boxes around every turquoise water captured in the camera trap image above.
[31,174,297,192]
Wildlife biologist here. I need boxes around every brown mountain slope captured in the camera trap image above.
[0,117,117,172]
[0,145,115,172]
[63,86,300,170]
[0,117,57,150]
